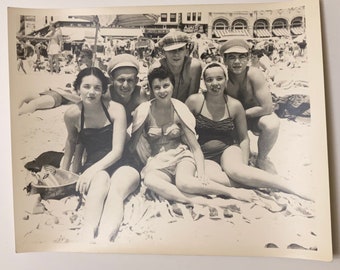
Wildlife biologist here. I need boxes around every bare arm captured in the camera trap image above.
[70,143,84,173]
[52,87,81,103]
[188,59,203,97]
[181,123,205,180]
[61,106,80,171]
[232,98,250,164]
[245,67,273,118]
[185,93,203,114]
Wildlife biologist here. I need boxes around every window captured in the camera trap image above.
[291,17,303,28]
[170,13,177,22]
[232,19,247,30]
[192,12,196,21]
[272,18,288,29]
[198,12,202,21]
[254,19,268,30]
[187,12,191,21]
[161,13,167,22]
[213,19,228,30]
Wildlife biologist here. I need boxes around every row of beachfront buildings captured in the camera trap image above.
[19,5,305,43]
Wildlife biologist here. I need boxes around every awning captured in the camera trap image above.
[272,28,290,37]
[213,29,229,38]
[291,27,304,35]
[111,14,159,27]
[214,29,250,38]
[61,27,96,41]
[99,27,143,38]
[254,29,271,38]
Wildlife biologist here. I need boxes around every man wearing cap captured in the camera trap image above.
[221,38,280,173]
[106,53,149,126]
[151,30,202,102]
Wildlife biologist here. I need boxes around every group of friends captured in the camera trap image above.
[21,30,312,243]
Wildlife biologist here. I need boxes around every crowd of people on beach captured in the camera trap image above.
[17,27,311,243]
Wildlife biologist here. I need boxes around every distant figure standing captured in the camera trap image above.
[46,22,63,74]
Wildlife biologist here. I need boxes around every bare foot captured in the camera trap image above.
[18,102,36,115]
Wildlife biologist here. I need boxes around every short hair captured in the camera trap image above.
[73,67,109,94]
[148,66,175,90]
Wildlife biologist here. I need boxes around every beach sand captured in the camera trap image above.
[11,62,319,257]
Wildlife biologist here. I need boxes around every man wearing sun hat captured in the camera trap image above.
[221,38,280,174]
[150,30,202,102]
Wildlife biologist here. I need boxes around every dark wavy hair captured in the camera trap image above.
[147,66,175,91]
[73,67,109,94]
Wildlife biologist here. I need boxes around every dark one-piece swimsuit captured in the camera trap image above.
[77,101,118,176]
[195,95,239,163]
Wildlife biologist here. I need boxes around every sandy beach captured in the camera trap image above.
[10,59,320,258]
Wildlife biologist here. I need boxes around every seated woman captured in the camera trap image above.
[61,67,127,242]
[129,66,258,206]
[185,62,312,200]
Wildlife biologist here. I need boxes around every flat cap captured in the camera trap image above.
[107,53,139,75]
[220,38,250,55]
[158,30,189,52]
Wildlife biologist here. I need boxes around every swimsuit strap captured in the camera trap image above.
[198,93,206,114]
[80,103,85,130]
[101,99,113,124]
[201,92,230,119]
[80,100,113,131]
[223,95,231,118]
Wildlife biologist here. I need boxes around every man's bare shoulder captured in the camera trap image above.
[190,57,203,70]
[247,66,266,81]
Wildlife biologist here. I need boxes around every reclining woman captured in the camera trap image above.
[185,62,312,200]
[18,49,94,115]
[61,67,127,242]
[129,66,259,206]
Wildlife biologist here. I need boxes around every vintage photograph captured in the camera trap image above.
[8,0,332,260]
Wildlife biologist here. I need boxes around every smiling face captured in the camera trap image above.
[151,77,174,103]
[163,45,187,68]
[204,65,227,96]
[79,75,103,104]
[111,67,138,100]
[224,53,249,74]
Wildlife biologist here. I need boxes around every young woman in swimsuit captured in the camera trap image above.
[61,67,127,241]
[130,66,259,205]
[186,62,312,200]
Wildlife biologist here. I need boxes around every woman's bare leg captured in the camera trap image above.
[221,145,312,200]
[82,171,111,241]
[96,166,140,242]
[176,160,258,202]
[18,95,56,115]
